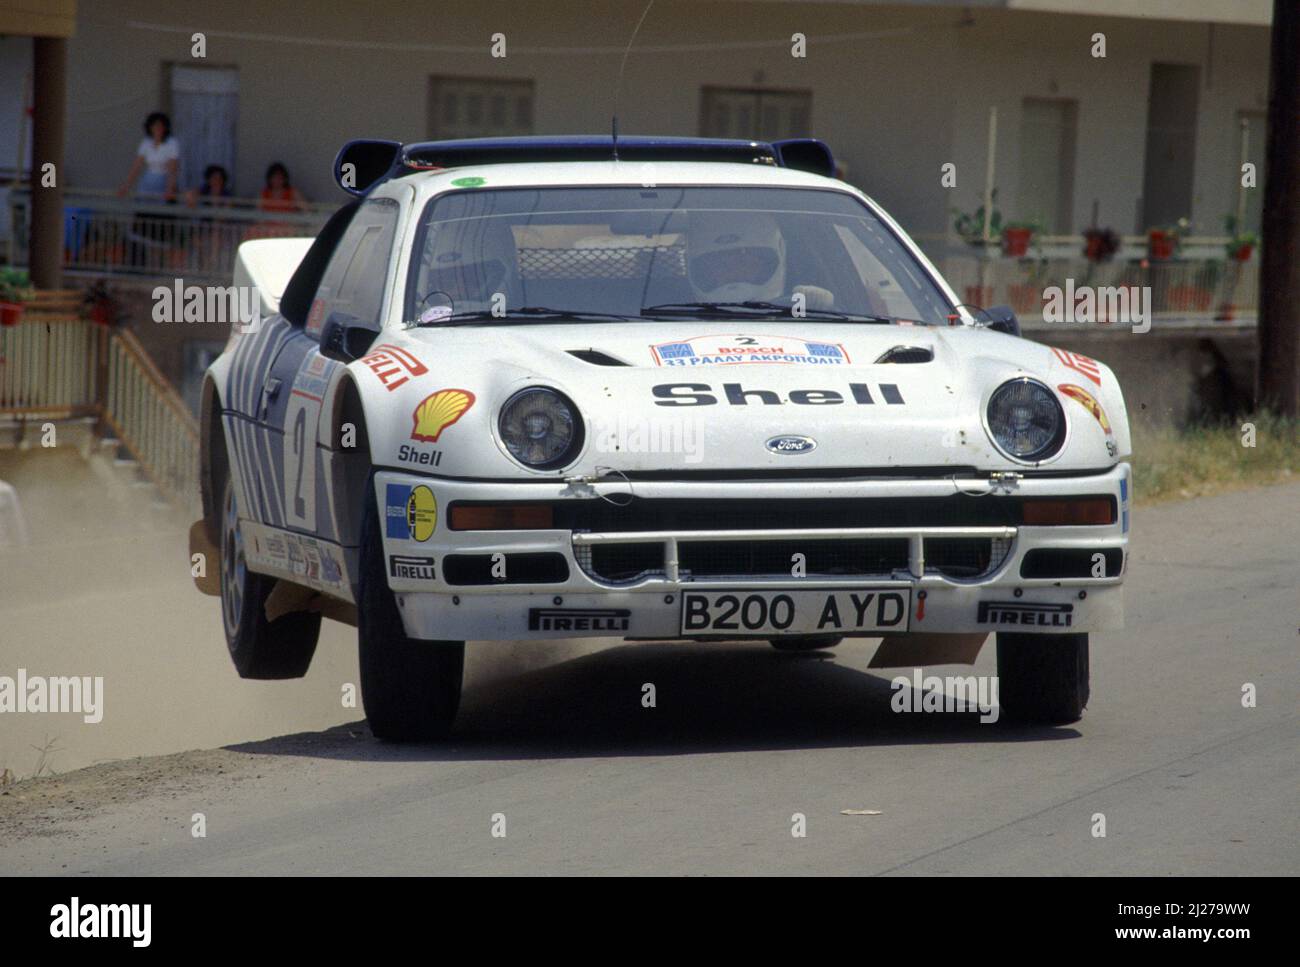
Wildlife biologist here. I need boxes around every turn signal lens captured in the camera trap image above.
[449,503,554,531]
[1022,498,1115,526]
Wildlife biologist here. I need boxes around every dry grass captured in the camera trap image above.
[1131,414,1300,505]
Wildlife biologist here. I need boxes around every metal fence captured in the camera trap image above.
[0,301,199,510]
[5,188,330,282]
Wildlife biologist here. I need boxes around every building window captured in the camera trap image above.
[428,76,534,140]
[699,87,812,141]
[1140,63,1200,231]
[1018,97,1078,234]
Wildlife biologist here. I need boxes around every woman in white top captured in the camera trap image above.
[118,112,180,201]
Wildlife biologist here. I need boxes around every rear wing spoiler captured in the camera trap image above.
[333,135,835,196]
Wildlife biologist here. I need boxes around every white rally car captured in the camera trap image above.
[192,136,1131,739]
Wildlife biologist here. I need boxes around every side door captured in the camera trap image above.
[267,196,402,543]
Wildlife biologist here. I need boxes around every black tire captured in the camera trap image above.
[357,474,463,741]
[219,475,320,679]
[996,632,1090,724]
[769,635,843,652]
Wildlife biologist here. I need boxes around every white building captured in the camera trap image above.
[0,0,1275,245]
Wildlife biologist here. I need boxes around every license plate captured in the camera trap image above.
[680,588,911,636]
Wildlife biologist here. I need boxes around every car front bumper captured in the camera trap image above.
[375,464,1131,642]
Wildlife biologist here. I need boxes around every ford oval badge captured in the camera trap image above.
[766,435,817,455]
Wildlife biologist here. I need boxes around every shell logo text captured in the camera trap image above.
[411,388,476,443]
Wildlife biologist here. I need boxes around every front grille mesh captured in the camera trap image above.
[575,535,1011,584]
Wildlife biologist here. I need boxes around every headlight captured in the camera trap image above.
[498,387,584,469]
[986,378,1066,461]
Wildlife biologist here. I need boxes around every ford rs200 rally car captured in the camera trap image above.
[191,135,1130,739]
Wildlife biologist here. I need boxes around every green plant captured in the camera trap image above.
[1222,215,1258,259]
[953,189,1002,245]
[0,267,33,304]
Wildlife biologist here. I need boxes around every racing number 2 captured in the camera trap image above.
[282,390,319,529]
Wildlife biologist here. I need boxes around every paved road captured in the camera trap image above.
[2,483,1297,875]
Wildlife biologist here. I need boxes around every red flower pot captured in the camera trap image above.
[0,303,24,327]
[1147,230,1175,261]
[1002,227,1032,257]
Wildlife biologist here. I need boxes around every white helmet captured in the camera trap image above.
[685,212,785,303]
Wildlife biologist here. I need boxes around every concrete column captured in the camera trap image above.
[29,36,68,290]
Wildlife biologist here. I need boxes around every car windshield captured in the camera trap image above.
[404,185,954,325]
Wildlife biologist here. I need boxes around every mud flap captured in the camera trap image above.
[869,633,989,668]
[189,519,221,596]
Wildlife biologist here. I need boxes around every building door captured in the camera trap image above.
[168,64,239,195]
[1018,98,1077,233]
[1140,63,1200,231]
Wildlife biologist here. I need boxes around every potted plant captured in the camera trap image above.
[1083,227,1120,262]
[81,279,122,327]
[952,190,1003,248]
[1001,220,1038,257]
[1147,218,1188,261]
[1222,215,1257,262]
[0,268,34,327]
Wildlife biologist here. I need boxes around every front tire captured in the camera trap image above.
[357,474,463,741]
[219,475,320,679]
[996,632,1089,724]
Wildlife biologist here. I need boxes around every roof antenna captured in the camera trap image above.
[612,0,655,161]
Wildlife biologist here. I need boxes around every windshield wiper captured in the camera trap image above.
[412,306,645,327]
[640,301,893,323]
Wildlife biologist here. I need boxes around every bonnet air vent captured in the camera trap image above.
[567,349,630,366]
[874,345,934,364]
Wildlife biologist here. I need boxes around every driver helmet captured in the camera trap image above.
[685,212,785,304]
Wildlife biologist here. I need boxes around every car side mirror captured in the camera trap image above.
[319,310,378,362]
[984,305,1021,338]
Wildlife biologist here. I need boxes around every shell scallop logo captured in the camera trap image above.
[1058,383,1112,434]
[411,388,475,443]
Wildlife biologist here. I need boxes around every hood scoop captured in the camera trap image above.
[567,348,631,367]
[875,345,933,364]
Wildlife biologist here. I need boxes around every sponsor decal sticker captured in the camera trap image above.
[360,343,429,391]
[305,297,328,336]
[1058,383,1112,435]
[385,484,437,541]
[653,381,903,406]
[389,554,436,581]
[411,388,475,443]
[1050,346,1102,386]
[977,600,1074,627]
[529,608,631,632]
[650,334,851,367]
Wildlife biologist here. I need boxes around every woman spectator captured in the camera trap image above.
[117,112,181,268]
[248,162,308,240]
[186,164,232,208]
[186,165,234,272]
[258,162,308,213]
[118,112,180,201]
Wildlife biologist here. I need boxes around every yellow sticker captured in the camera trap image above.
[405,486,437,541]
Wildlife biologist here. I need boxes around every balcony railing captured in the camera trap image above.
[4,187,331,283]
